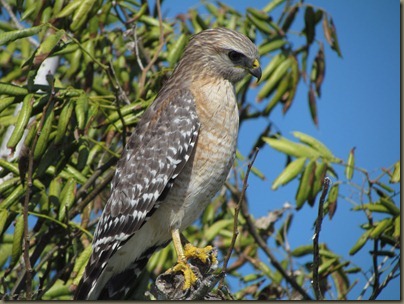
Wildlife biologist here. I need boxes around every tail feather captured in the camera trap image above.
[98,257,149,299]
[74,242,170,300]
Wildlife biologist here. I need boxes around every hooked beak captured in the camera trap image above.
[249,58,262,82]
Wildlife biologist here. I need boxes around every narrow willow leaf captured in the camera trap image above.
[393,216,400,239]
[272,157,306,190]
[0,25,45,45]
[369,218,393,239]
[345,147,355,181]
[11,215,24,267]
[390,161,400,183]
[295,159,316,209]
[292,131,337,162]
[264,136,321,159]
[71,0,97,31]
[379,197,400,216]
[7,94,34,150]
[327,184,339,219]
[308,85,318,126]
[304,7,315,44]
[263,0,285,13]
[0,209,9,236]
[204,219,234,242]
[33,30,65,67]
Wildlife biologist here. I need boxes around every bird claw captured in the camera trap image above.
[184,243,217,266]
[166,244,218,290]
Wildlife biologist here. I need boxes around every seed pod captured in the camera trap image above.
[326,184,339,219]
[264,136,321,159]
[7,94,34,150]
[309,162,328,206]
[282,5,299,32]
[75,93,89,131]
[167,34,187,66]
[345,147,355,181]
[393,216,400,239]
[34,106,55,160]
[33,29,65,67]
[292,131,337,162]
[308,85,318,126]
[390,161,400,183]
[247,9,273,35]
[259,53,285,82]
[369,218,392,239]
[379,197,400,216]
[58,178,76,222]
[349,230,371,255]
[272,157,306,190]
[10,215,24,268]
[263,71,290,114]
[55,101,74,144]
[0,97,15,114]
[1,184,24,209]
[257,57,293,101]
[304,7,315,44]
[71,0,97,31]
[295,159,316,209]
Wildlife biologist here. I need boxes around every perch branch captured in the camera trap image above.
[220,148,259,287]
[312,176,331,300]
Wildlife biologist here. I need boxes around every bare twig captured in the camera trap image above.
[220,148,259,288]
[358,244,400,300]
[138,0,165,97]
[369,239,380,299]
[133,26,145,71]
[107,62,130,147]
[239,176,312,300]
[369,258,400,300]
[312,176,331,300]
[20,81,56,300]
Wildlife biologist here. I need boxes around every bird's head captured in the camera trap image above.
[178,28,261,84]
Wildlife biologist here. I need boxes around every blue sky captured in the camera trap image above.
[164,0,400,300]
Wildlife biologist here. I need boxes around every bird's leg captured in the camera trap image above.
[167,229,218,290]
[172,228,186,262]
[167,228,197,289]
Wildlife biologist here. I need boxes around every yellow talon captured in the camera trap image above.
[184,243,217,265]
[167,261,197,289]
[167,229,218,290]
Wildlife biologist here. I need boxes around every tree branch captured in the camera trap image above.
[220,148,259,288]
[20,80,56,300]
[312,176,331,300]
[239,179,313,300]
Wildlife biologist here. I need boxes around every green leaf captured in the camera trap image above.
[369,218,393,239]
[11,215,24,268]
[264,136,321,159]
[292,131,338,162]
[390,161,400,183]
[204,219,234,242]
[0,25,45,45]
[272,157,306,190]
[345,147,355,181]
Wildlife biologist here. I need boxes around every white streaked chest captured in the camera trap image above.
[162,78,239,229]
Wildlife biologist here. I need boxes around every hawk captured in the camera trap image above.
[74,27,261,300]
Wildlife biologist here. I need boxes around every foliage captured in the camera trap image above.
[0,0,399,300]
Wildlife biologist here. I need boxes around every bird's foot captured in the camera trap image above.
[167,260,197,290]
[167,244,218,290]
[183,243,217,266]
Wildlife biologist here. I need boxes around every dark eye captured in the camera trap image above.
[228,51,244,62]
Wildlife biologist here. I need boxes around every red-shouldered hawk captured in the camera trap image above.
[74,27,261,300]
